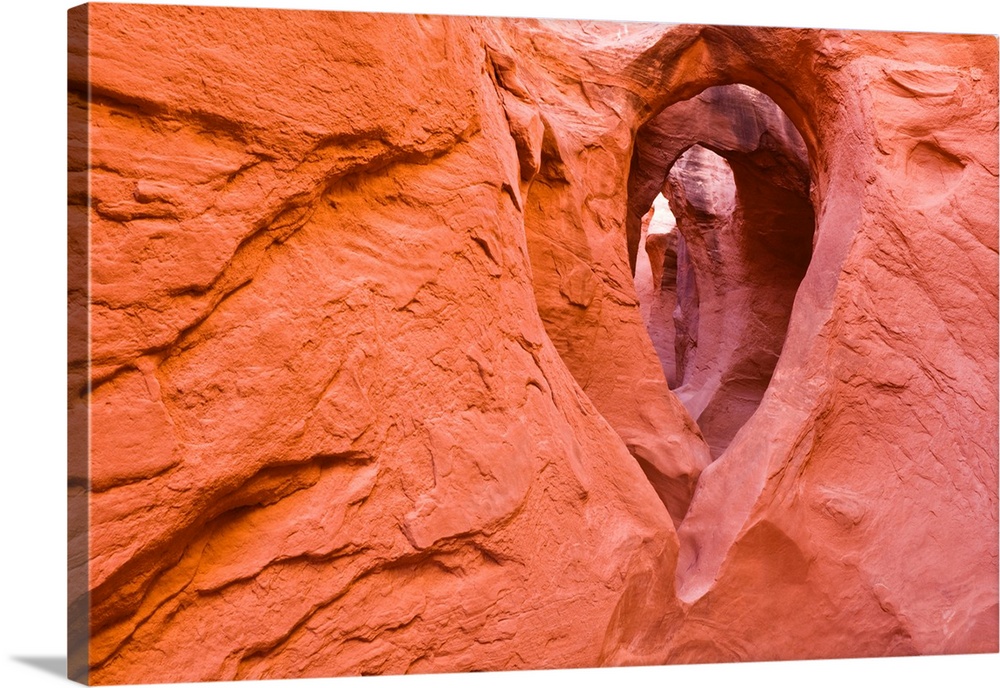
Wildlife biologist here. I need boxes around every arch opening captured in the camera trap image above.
[629,84,816,459]
[634,192,682,387]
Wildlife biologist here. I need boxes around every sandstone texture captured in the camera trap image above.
[634,194,679,386]
[69,5,999,684]
[628,84,815,458]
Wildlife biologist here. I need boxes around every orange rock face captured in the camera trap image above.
[68,4,998,684]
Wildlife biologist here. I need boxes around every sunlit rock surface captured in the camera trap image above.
[69,5,998,683]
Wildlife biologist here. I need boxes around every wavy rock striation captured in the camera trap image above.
[69,5,998,684]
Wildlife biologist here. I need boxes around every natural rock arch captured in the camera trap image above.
[627,84,816,459]
[622,25,997,656]
[512,20,996,658]
[72,10,997,682]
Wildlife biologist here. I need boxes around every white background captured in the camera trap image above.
[1,1,997,687]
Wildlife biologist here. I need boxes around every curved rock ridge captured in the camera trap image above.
[625,25,998,661]
[69,6,998,683]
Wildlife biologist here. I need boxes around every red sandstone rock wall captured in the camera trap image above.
[69,7,684,682]
[634,26,1000,660]
[69,5,999,684]
[487,23,713,526]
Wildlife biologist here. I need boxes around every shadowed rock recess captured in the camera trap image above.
[68,5,998,684]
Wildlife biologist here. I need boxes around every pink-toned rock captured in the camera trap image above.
[626,26,999,661]
[634,196,680,385]
[69,6,998,684]
[627,84,815,458]
[492,21,712,525]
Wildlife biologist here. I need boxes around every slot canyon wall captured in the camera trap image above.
[628,84,815,459]
[68,4,999,684]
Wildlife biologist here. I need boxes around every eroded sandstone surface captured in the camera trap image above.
[69,5,998,684]
[628,85,815,458]
[634,194,679,385]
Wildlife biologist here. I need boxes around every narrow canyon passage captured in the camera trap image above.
[633,193,680,387]
[628,85,815,459]
[72,9,998,682]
